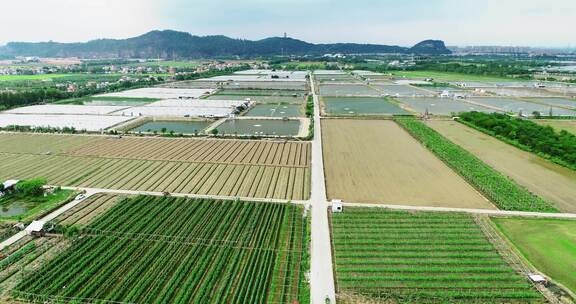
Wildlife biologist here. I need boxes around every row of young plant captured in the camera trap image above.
[331,208,542,303]
[395,118,558,212]
[14,196,309,303]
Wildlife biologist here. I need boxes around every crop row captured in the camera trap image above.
[55,193,123,227]
[0,133,97,154]
[331,208,542,303]
[15,196,309,303]
[396,118,557,212]
[65,136,311,167]
[0,153,310,200]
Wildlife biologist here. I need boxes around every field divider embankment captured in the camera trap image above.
[337,201,576,219]
[58,186,308,206]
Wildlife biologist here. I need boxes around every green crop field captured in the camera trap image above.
[13,196,309,303]
[396,118,557,212]
[492,217,576,293]
[331,208,543,303]
[0,74,71,81]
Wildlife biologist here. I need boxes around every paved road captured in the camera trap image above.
[0,189,98,251]
[308,75,336,304]
[340,201,576,219]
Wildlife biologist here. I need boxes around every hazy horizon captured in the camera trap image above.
[0,0,574,48]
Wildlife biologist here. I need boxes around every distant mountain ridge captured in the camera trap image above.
[0,30,451,59]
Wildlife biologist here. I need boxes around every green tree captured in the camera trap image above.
[15,178,47,197]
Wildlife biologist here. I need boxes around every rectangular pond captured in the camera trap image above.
[323,97,409,115]
[398,97,497,115]
[245,104,302,117]
[319,84,380,96]
[214,119,301,136]
[373,84,432,96]
[469,98,576,117]
[206,94,304,104]
[530,98,576,110]
[131,120,213,134]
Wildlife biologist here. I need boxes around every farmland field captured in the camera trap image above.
[54,193,125,227]
[0,134,311,200]
[0,74,71,81]
[399,119,556,212]
[322,119,492,208]
[12,196,309,303]
[535,119,576,135]
[322,97,410,116]
[0,133,97,154]
[428,120,576,212]
[331,208,542,303]
[492,217,576,294]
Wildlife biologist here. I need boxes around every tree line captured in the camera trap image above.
[459,112,576,169]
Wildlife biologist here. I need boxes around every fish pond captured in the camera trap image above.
[214,119,301,136]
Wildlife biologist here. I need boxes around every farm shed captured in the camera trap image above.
[331,199,343,213]
[2,180,20,191]
[25,221,46,236]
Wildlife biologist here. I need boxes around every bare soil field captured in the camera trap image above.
[322,119,493,208]
[65,137,310,167]
[0,134,311,200]
[428,120,576,212]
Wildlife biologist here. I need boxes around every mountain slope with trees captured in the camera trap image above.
[0,30,451,59]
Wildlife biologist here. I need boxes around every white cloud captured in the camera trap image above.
[0,0,574,47]
[0,0,162,44]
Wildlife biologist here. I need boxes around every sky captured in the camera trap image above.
[0,0,574,47]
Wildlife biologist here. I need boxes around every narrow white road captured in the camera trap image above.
[309,75,336,304]
[0,189,98,251]
[59,186,307,205]
[341,202,576,219]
